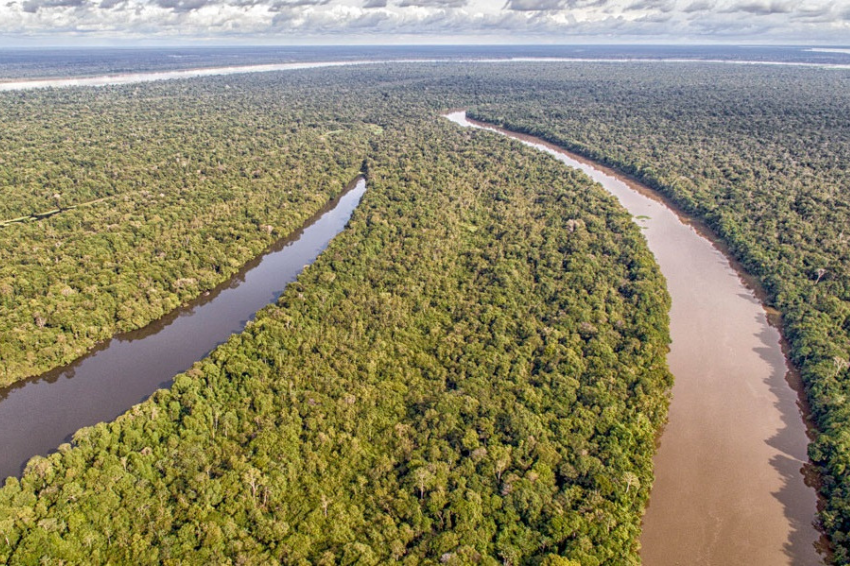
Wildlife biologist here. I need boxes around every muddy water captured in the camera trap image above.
[0,178,366,480]
[445,112,824,565]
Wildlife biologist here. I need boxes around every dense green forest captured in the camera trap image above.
[0,75,672,563]
[4,60,849,563]
[464,62,850,562]
[0,83,370,386]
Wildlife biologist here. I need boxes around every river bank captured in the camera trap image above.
[0,178,366,480]
[445,111,826,565]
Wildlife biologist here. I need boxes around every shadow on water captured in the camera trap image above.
[0,177,366,479]
[751,320,832,563]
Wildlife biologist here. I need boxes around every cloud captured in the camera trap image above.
[153,0,209,12]
[722,1,793,16]
[248,0,333,10]
[275,0,329,5]
[635,10,672,21]
[396,0,467,7]
[21,0,86,12]
[626,0,674,12]
[683,0,712,12]
[787,4,833,21]
[142,0,328,13]
[2,0,850,43]
[505,0,610,12]
[269,0,329,8]
[503,0,563,11]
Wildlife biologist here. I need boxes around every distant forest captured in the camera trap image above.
[1,45,846,81]
[0,60,848,563]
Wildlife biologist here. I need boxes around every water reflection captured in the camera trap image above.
[0,178,366,479]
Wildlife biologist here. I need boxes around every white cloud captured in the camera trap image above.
[0,0,848,42]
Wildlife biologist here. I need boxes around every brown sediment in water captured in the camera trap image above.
[445,111,827,565]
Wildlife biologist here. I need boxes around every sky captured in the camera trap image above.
[1,0,849,46]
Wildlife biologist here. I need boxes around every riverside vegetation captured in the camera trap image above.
[466,62,850,562]
[0,82,370,386]
[1,60,847,563]
[0,73,672,564]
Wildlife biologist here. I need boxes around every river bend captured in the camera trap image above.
[0,106,826,563]
[0,178,366,480]
[445,111,824,565]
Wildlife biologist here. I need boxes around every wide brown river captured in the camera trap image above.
[445,112,825,565]
[0,178,366,480]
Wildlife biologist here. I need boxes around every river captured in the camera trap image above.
[0,98,826,562]
[444,111,825,565]
[0,178,366,480]
[2,57,848,92]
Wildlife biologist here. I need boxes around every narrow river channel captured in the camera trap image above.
[0,178,366,480]
[445,112,824,565]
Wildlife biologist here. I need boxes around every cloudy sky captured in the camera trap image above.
[2,0,849,45]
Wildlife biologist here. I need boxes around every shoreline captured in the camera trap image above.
[447,110,830,564]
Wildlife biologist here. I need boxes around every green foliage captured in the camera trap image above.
[467,62,850,562]
[8,57,849,562]
[0,90,671,564]
[0,81,369,385]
